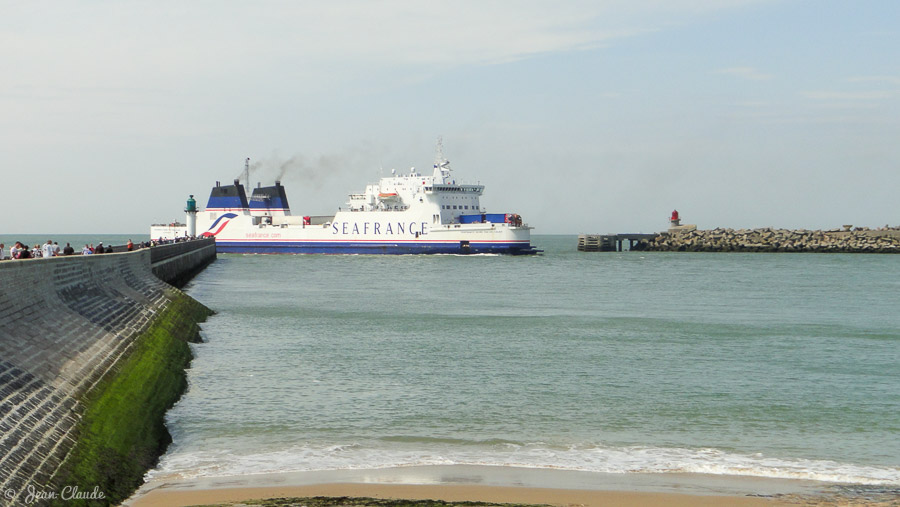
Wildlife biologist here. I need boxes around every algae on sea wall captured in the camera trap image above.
[50,290,213,506]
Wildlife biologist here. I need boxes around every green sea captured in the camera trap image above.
[150,235,899,485]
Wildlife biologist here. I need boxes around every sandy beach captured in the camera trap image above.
[128,465,837,506]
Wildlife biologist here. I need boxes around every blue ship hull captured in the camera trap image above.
[215,241,540,255]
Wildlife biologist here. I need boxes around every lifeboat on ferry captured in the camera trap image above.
[505,214,523,227]
[378,192,400,200]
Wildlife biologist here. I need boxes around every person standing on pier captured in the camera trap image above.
[41,240,54,258]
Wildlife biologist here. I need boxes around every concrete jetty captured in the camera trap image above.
[0,239,216,504]
[635,227,900,253]
[580,209,900,254]
[578,234,658,252]
[150,238,217,286]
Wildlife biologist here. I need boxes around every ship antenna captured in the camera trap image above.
[433,136,451,182]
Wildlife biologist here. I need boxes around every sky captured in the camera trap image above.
[2,0,898,235]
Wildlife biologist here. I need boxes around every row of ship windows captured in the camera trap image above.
[442,205,479,210]
[426,187,476,192]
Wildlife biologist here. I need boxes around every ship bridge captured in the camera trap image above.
[343,138,490,225]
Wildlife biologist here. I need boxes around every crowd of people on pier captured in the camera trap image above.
[151,235,198,245]
[1,239,135,260]
[0,236,202,261]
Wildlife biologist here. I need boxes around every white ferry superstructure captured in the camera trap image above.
[151,141,540,255]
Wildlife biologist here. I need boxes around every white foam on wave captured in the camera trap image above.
[146,441,900,486]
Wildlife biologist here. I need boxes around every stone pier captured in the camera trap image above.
[634,227,900,253]
[0,239,215,504]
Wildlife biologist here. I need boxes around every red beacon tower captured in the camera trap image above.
[670,210,681,227]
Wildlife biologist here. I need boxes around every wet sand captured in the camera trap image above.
[128,465,830,506]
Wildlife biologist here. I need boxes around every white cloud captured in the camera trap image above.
[802,90,896,101]
[1,1,777,93]
[801,75,900,105]
[714,67,773,81]
[846,75,900,85]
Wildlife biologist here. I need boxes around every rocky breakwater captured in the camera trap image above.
[0,244,213,505]
[637,226,900,253]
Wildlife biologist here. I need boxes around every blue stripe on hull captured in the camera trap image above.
[215,241,538,255]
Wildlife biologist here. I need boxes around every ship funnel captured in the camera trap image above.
[249,181,291,216]
[207,177,250,211]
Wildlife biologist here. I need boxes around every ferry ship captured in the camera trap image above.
[151,140,539,255]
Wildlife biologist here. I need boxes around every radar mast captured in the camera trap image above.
[432,136,452,183]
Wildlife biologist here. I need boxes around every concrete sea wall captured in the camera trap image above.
[150,238,217,287]
[0,241,215,504]
[636,227,900,253]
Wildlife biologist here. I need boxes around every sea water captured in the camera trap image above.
[151,235,900,485]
